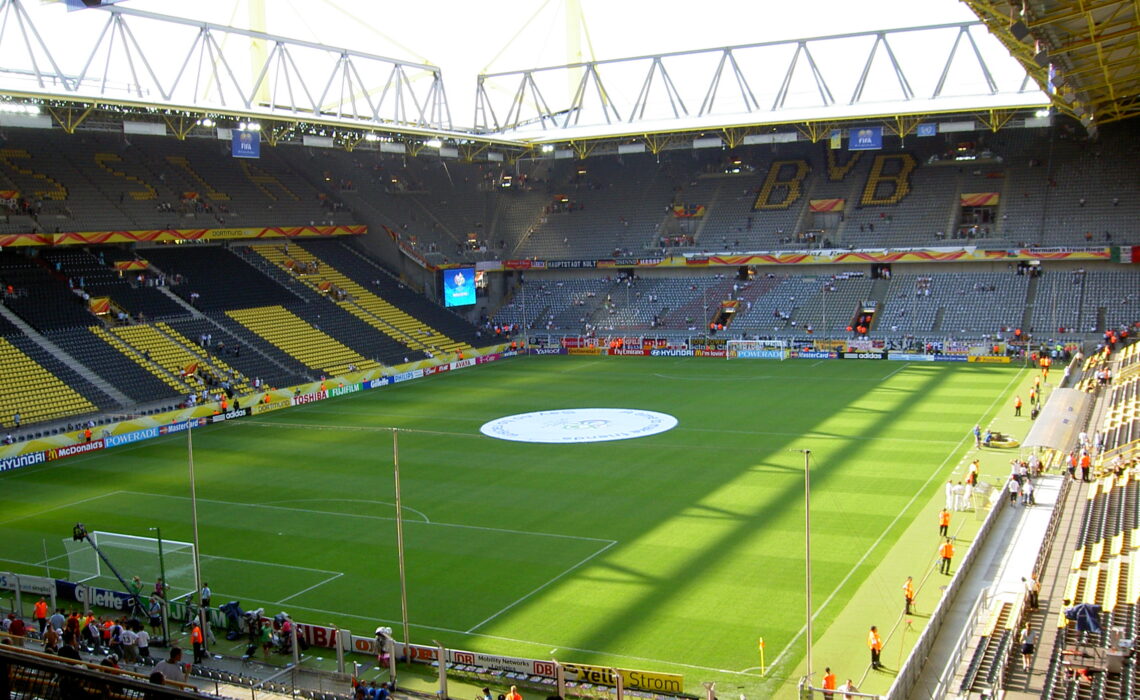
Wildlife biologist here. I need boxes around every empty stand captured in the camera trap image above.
[0,337,99,428]
[48,328,183,405]
[226,305,380,376]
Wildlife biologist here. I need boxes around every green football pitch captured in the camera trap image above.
[0,355,1025,695]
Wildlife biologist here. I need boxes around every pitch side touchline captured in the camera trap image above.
[0,550,738,678]
[200,591,758,678]
[465,540,618,634]
[767,367,1026,674]
[118,491,616,544]
[653,373,886,382]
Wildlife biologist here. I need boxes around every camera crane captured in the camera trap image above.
[72,523,146,617]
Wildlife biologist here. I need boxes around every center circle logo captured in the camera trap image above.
[480,408,678,444]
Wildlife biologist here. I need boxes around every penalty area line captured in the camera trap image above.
[275,572,344,605]
[465,540,617,634]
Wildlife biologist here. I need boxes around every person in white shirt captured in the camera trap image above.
[153,647,186,683]
[119,625,138,662]
[135,627,150,659]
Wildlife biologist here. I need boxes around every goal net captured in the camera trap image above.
[62,531,197,598]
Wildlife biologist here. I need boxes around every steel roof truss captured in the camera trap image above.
[631,57,687,122]
[851,34,914,105]
[0,0,69,91]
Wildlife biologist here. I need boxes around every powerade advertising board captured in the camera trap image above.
[443,267,476,307]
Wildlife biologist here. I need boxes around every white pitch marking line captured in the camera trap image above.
[0,554,68,569]
[259,498,431,524]
[0,490,125,527]
[465,540,617,634]
[275,572,344,604]
[118,491,616,544]
[881,363,909,381]
[231,593,757,677]
[198,553,342,576]
[0,552,752,680]
[653,373,880,382]
[768,366,1025,673]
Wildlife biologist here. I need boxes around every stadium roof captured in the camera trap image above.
[0,0,1059,148]
[964,0,1140,132]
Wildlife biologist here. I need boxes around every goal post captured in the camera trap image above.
[60,531,196,598]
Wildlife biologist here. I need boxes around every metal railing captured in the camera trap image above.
[884,481,1010,700]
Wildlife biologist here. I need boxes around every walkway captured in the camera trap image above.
[909,473,1065,697]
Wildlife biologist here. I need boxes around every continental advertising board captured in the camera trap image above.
[967,355,1012,364]
[561,663,684,693]
[399,645,683,694]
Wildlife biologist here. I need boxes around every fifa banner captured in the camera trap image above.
[849,126,883,151]
[87,296,112,314]
[809,198,845,212]
[232,129,260,159]
[960,193,1000,207]
[727,339,788,359]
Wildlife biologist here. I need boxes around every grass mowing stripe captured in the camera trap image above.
[0,357,1025,695]
[244,418,961,447]
[0,490,125,526]
[119,491,617,544]
[276,572,345,604]
[767,365,1025,675]
[465,540,618,633]
[259,498,433,523]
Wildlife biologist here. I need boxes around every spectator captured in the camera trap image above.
[154,647,187,683]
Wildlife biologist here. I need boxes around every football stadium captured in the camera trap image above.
[0,1,1138,699]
